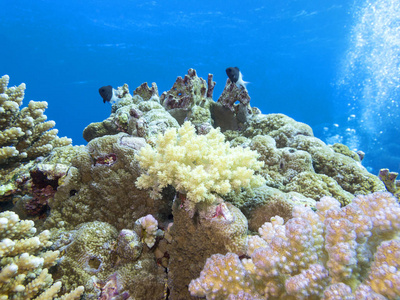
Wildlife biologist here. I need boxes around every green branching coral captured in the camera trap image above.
[135,121,265,215]
[0,75,71,166]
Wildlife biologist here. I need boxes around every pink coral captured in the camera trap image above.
[189,192,400,299]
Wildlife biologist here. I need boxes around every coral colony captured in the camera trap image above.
[0,70,399,299]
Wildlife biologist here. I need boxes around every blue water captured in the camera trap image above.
[1,0,399,174]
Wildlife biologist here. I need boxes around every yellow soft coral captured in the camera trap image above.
[135,121,265,213]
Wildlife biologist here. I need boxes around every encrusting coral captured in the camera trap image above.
[45,133,172,231]
[189,192,400,299]
[0,211,84,299]
[135,121,266,216]
[0,75,71,166]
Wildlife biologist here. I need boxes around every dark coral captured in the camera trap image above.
[206,73,216,98]
[25,166,64,216]
[94,153,117,166]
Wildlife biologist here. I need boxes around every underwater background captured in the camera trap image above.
[1,0,399,174]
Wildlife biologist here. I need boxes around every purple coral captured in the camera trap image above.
[206,73,216,98]
[99,272,129,300]
[94,153,117,166]
[26,167,63,216]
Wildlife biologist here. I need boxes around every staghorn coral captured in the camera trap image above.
[0,75,71,166]
[135,121,266,216]
[189,192,400,299]
[0,210,84,299]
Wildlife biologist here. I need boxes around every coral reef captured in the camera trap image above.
[189,192,400,299]
[0,75,74,212]
[133,82,159,101]
[217,78,251,112]
[135,121,266,216]
[0,210,84,299]
[1,69,391,299]
[0,75,71,166]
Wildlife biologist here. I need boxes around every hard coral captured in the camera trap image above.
[135,121,266,216]
[379,168,400,198]
[217,78,251,112]
[0,75,71,166]
[25,163,69,217]
[160,68,207,111]
[190,192,400,299]
[45,133,171,231]
[0,211,84,299]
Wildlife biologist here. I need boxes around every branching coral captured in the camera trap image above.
[0,75,71,166]
[135,121,266,215]
[189,192,400,299]
[0,210,84,299]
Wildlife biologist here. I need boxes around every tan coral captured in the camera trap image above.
[0,211,84,299]
[0,75,71,166]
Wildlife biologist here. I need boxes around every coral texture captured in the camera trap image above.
[167,199,249,299]
[0,211,84,299]
[246,114,385,205]
[45,133,171,231]
[83,87,179,143]
[134,214,159,248]
[52,221,166,299]
[159,68,207,111]
[135,121,266,215]
[0,75,71,166]
[379,168,400,198]
[217,78,251,112]
[189,192,400,299]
